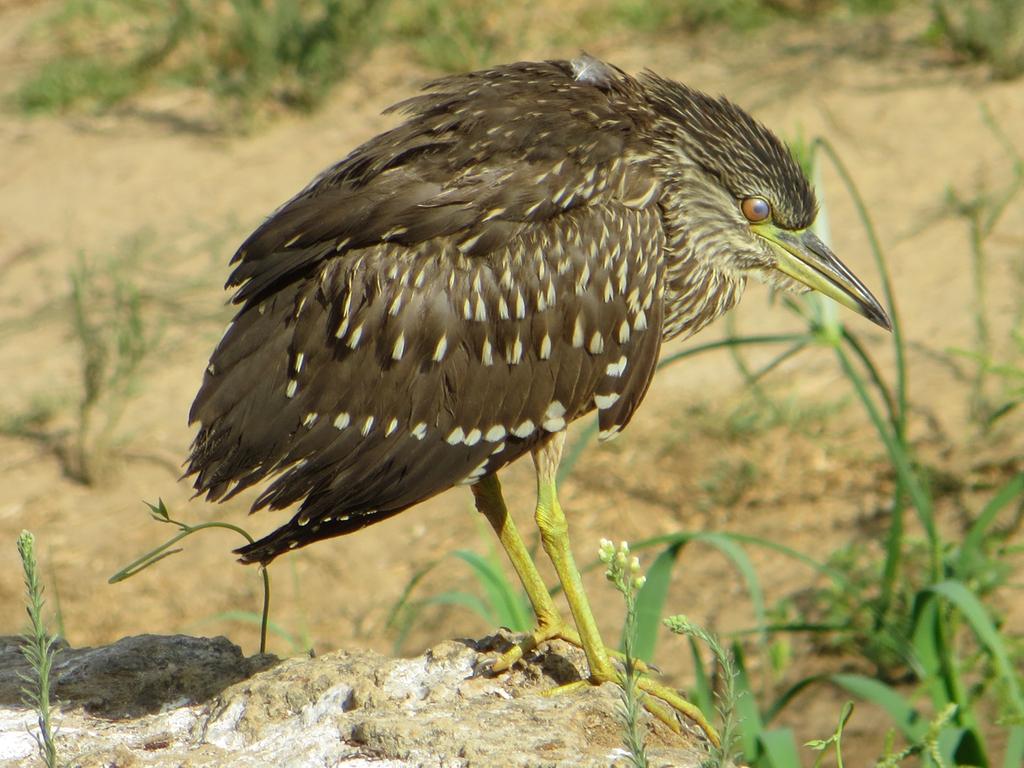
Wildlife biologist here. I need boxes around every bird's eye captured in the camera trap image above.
[741,197,771,223]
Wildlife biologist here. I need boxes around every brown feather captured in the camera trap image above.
[187,56,816,564]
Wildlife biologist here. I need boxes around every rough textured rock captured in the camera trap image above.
[0,633,710,767]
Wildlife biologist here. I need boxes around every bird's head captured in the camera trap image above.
[639,71,891,331]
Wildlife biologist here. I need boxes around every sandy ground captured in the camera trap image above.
[1,3,1022,763]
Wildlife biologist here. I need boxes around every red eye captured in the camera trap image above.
[741,197,771,222]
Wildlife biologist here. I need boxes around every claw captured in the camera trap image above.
[488,621,651,676]
[540,667,719,746]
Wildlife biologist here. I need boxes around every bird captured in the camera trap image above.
[186,55,890,743]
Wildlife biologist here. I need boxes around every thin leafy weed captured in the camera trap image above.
[805,700,854,768]
[1,228,234,482]
[0,236,165,485]
[664,615,742,768]
[929,0,1024,79]
[66,248,161,484]
[942,105,1024,429]
[17,531,61,768]
[110,499,272,654]
[609,0,900,36]
[600,539,649,768]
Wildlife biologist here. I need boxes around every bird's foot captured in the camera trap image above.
[487,620,580,673]
[545,669,720,747]
[488,619,649,675]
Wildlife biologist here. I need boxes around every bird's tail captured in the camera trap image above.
[234,527,299,566]
[234,505,404,565]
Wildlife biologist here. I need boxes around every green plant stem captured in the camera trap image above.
[840,328,898,433]
[833,345,938,570]
[811,138,905,436]
[812,137,916,632]
[110,503,271,654]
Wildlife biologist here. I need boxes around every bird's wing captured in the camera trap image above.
[187,61,668,562]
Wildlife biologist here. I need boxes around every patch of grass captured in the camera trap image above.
[208,0,387,119]
[942,106,1024,429]
[609,0,779,34]
[65,245,161,484]
[0,229,228,484]
[698,458,759,511]
[608,0,900,35]
[15,0,387,126]
[18,531,61,768]
[0,237,163,483]
[15,0,194,114]
[785,539,932,676]
[18,56,147,113]
[929,0,1024,79]
[389,0,511,74]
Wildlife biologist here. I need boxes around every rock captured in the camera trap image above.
[0,632,710,767]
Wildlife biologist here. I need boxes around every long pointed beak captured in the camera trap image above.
[755,225,892,331]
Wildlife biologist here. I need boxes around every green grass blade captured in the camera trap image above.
[386,556,444,647]
[761,675,826,725]
[841,326,899,433]
[452,550,531,632]
[702,533,766,631]
[910,595,954,711]
[1004,726,1024,768]
[686,635,716,720]
[732,642,765,760]
[828,673,928,742]
[630,531,768,631]
[834,344,938,548]
[936,726,968,766]
[758,728,802,768]
[959,472,1024,574]
[420,590,498,624]
[908,590,986,761]
[812,137,907,435]
[631,531,845,589]
[743,340,812,387]
[928,579,1024,716]
[657,333,810,371]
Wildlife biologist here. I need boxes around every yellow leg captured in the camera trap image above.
[471,474,583,670]
[530,433,720,746]
[531,433,615,679]
[472,474,649,673]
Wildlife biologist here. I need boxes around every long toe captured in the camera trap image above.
[539,670,719,747]
[488,621,655,676]
[488,620,584,673]
[634,675,720,747]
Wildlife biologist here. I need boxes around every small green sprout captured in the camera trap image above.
[600,538,649,768]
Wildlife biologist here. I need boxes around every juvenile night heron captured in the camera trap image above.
[187,56,889,741]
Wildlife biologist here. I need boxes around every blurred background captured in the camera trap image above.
[1,0,1022,764]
